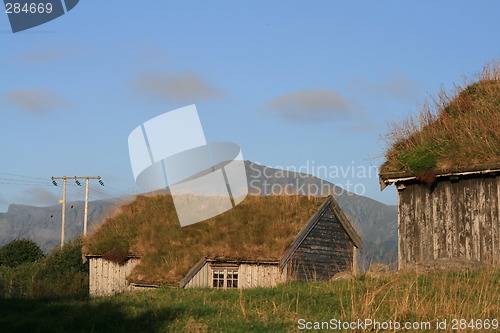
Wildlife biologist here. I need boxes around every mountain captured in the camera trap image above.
[0,161,397,267]
[243,161,398,268]
[0,199,120,252]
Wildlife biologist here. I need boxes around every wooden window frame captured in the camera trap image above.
[211,266,239,289]
[226,270,238,289]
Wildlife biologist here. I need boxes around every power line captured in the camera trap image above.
[102,184,131,196]
[0,172,48,180]
[0,177,51,185]
[88,186,116,199]
[52,176,104,247]
[0,182,53,186]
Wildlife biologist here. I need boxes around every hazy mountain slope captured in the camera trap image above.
[244,161,398,267]
[0,199,119,252]
[0,161,398,266]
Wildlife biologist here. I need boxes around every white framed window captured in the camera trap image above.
[212,267,239,289]
[227,271,238,288]
[213,270,225,288]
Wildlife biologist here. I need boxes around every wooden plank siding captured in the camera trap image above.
[397,174,499,269]
[88,257,140,297]
[238,263,287,288]
[288,207,355,281]
[184,261,210,288]
[183,261,287,289]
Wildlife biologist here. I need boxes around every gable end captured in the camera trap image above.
[280,195,362,270]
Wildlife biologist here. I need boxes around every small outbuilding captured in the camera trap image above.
[380,165,499,269]
[85,195,362,296]
[380,75,500,270]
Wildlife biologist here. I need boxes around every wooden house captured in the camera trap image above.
[86,255,144,297]
[379,75,500,270]
[86,195,362,296]
[380,165,499,269]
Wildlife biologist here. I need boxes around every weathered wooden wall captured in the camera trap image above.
[398,174,499,268]
[238,263,287,288]
[88,257,140,297]
[184,262,287,289]
[289,208,354,280]
[184,261,210,288]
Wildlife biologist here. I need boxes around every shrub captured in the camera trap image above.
[30,238,89,299]
[0,261,43,298]
[0,238,89,299]
[0,239,44,268]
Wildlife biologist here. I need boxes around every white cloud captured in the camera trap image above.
[348,73,422,102]
[4,87,71,114]
[20,187,59,206]
[19,49,71,64]
[14,43,85,65]
[137,47,169,63]
[131,72,224,102]
[265,89,356,122]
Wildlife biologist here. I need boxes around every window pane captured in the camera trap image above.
[213,270,224,288]
[225,270,238,288]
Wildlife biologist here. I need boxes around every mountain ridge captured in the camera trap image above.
[0,161,397,267]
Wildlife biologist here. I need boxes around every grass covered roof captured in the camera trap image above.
[380,62,500,180]
[84,194,325,284]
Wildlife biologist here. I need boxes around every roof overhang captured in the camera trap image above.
[84,254,142,259]
[379,165,500,191]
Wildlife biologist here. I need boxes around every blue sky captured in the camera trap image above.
[1,1,499,211]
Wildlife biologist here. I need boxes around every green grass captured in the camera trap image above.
[0,268,498,332]
[381,61,500,177]
[84,195,324,285]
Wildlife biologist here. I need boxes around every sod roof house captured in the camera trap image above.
[84,195,362,297]
[380,77,500,270]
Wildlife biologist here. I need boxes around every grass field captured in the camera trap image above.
[0,268,498,332]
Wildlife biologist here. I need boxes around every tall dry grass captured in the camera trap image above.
[1,267,496,332]
[382,61,500,176]
[258,269,499,332]
[336,269,498,332]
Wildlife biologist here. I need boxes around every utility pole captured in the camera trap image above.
[61,178,66,248]
[84,178,89,236]
[52,176,104,248]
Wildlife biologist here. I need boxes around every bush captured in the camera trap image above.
[0,238,89,299]
[30,238,89,299]
[0,239,44,268]
[0,261,43,298]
